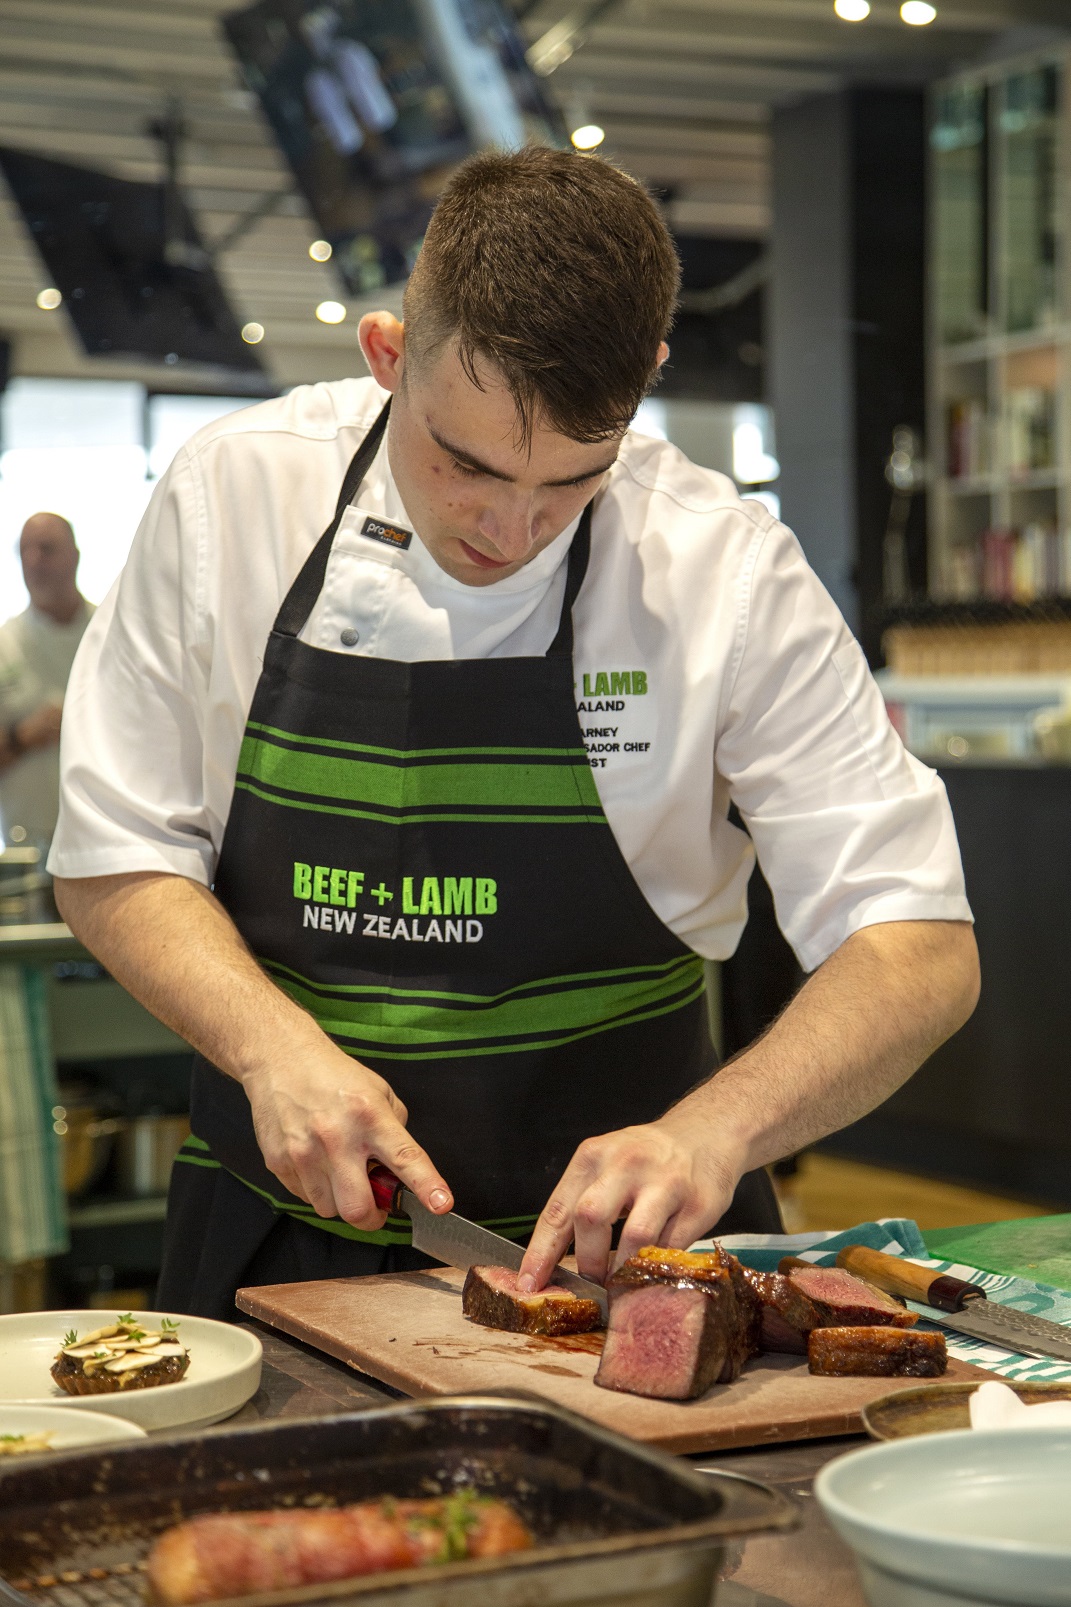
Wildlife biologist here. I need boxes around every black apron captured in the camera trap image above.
[158,402,780,1318]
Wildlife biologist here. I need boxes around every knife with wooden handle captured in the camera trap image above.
[366,1164,608,1318]
[836,1245,988,1311]
[835,1244,1071,1363]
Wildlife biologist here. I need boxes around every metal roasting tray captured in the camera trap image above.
[0,1396,796,1607]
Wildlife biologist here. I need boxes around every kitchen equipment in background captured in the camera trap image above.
[877,671,1071,762]
[114,1114,190,1197]
[51,1086,122,1199]
[816,1427,1071,1607]
[0,847,55,926]
[0,1398,795,1607]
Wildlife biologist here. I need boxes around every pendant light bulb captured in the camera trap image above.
[834,0,870,19]
[571,124,605,151]
[900,1,936,22]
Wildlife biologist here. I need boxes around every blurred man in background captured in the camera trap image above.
[0,512,93,844]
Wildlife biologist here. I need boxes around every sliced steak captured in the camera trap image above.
[594,1245,760,1400]
[779,1261,918,1328]
[808,1325,947,1377]
[741,1269,823,1354]
[462,1266,604,1336]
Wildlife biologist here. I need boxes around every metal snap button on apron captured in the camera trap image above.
[340,627,359,646]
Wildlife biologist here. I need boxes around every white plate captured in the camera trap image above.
[0,1311,262,1433]
[0,1403,147,1455]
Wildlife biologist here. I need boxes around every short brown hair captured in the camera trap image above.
[403,145,680,444]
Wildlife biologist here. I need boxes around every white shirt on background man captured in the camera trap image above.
[0,500,95,850]
[49,377,971,972]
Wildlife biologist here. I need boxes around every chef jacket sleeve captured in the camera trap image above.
[715,516,972,974]
[48,446,217,885]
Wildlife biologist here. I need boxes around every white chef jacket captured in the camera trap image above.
[0,599,94,843]
[49,377,971,972]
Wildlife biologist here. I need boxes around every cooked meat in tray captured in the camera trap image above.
[0,1397,795,1607]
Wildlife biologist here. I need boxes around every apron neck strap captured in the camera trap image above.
[274,396,593,659]
[546,500,592,658]
[273,399,392,638]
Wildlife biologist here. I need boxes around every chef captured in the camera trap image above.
[50,147,978,1320]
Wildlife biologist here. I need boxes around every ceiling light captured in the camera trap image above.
[834,0,870,18]
[901,0,936,22]
[241,322,265,344]
[315,300,347,324]
[570,124,605,150]
[36,287,62,310]
[309,239,333,262]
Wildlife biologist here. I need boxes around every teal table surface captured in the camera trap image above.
[923,1214,1071,1291]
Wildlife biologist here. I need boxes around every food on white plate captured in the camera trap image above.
[594,1245,760,1400]
[462,1266,604,1336]
[51,1314,190,1395]
[145,1493,533,1604]
[807,1324,947,1377]
[777,1261,918,1328]
[0,1431,53,1457]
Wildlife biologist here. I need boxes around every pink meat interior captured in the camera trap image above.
[790,1266,900,1310]
[473,1267,575,1302]
[597,1284,709,1397]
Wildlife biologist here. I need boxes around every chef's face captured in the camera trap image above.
[358,311,624,587]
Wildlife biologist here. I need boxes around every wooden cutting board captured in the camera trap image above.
[237,1266,995,1455]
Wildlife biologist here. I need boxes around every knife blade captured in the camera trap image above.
[837,1244,1071,1364]
[367,1165,608,1319]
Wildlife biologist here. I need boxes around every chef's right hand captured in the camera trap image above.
[240,1040,453,1229]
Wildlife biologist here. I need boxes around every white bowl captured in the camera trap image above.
[0,1403,147,1454]
[0,1310,262,1433]
[816,1427,1071,1607]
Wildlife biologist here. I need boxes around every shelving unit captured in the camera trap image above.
[929,50,1071,605]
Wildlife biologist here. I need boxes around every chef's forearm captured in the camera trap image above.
[662,918,980,1177]
[53,871,325,1083]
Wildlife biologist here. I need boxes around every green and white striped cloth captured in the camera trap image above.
[701,1217,1071,1384]
[0,964,67,1263]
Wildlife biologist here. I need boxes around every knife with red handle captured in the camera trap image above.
[366,1164,608,1317]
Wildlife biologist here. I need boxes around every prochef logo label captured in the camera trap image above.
[360,514,412,551]
[293,861,495,943]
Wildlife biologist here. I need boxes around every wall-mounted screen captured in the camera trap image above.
[0,147,266,378]
[222,0,565,293]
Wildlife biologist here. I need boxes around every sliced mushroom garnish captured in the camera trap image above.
[147,1343,187,1359]
[62,1344,112,1359]
[81,1324,121,1344]
[131,1333,162,1347]
[103,1353,167,1373]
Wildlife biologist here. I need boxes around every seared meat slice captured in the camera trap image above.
[462,1266,604,1336]
[779,1262,918,1328]
[741,1269,823,1354]
[147,1495,533,1604]
[594,1245,760,1400]
[808,1325,947,1377]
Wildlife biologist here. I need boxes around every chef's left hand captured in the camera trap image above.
[517,1113,742,1292]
